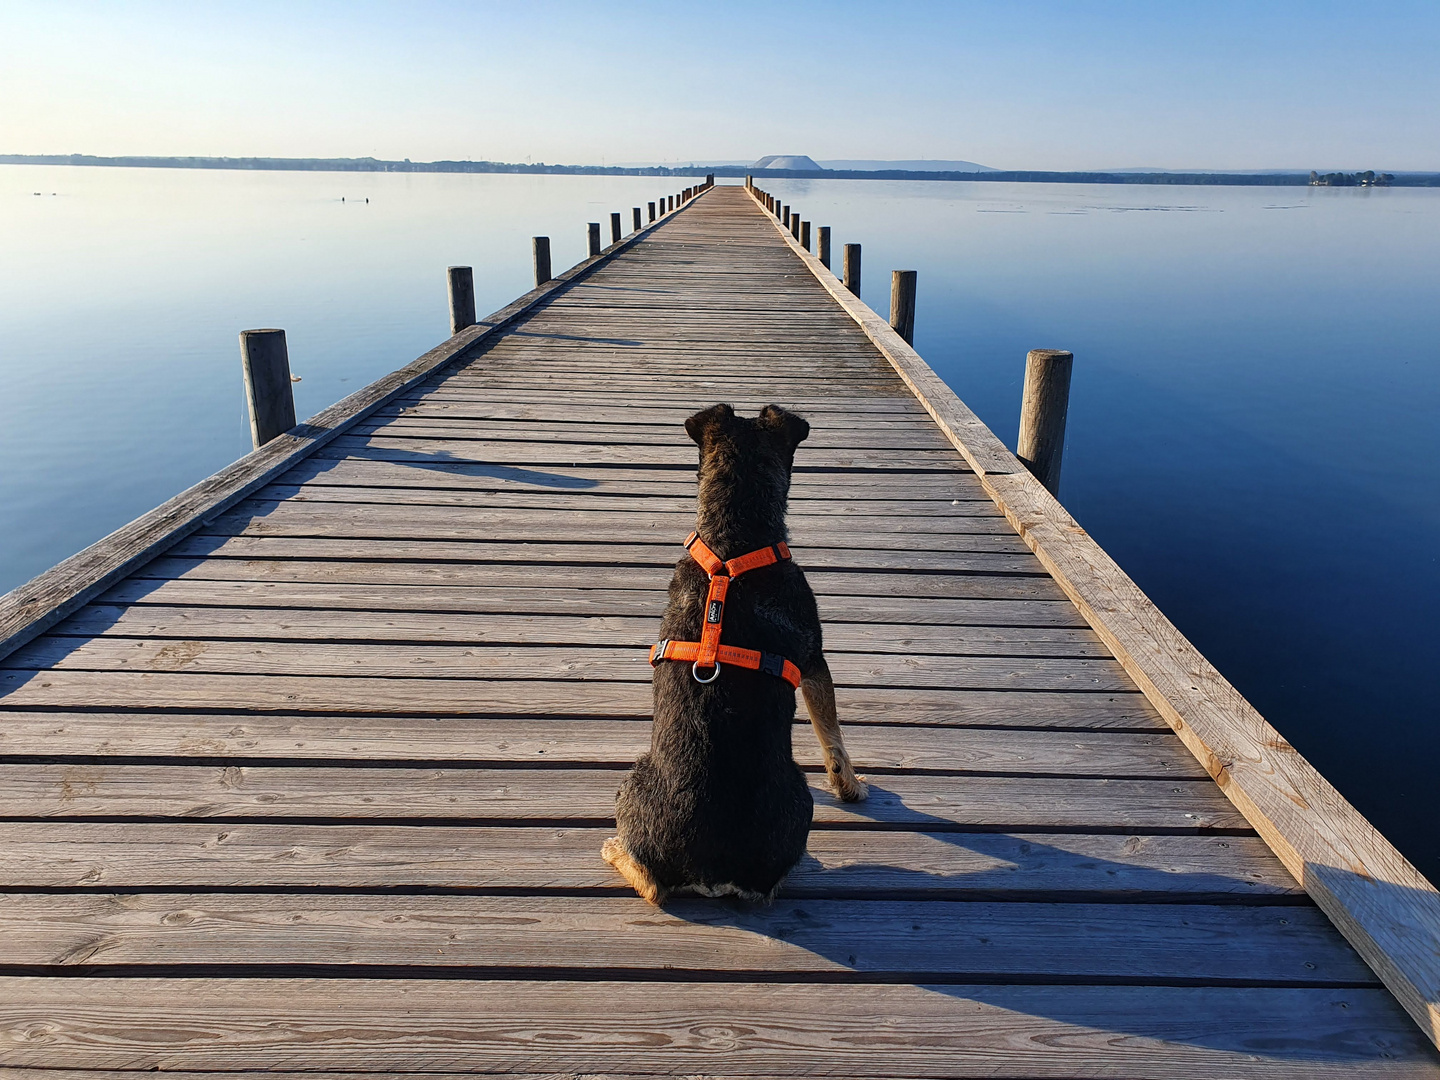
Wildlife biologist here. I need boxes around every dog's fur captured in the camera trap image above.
[603,404,868,906]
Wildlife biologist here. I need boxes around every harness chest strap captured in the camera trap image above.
[648,532,802,689]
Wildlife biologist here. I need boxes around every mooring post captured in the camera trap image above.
[843,243,861,295]
[610,212,622,244]
[782,205,790,227]
[791,215,802,241]
[446,266,476,336]
[239,328,297,450]
[648,201,656,222]
[533,236,552,286]
[632,207,642,232]
[746,174,753,188]
[668,195,674,212]
[800,220,811,250]
[818,226,831,267]
[587,222,601,257]
[1017,349,1074,496]
[890,270,917,345]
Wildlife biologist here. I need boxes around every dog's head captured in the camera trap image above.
[686,402,809,467]
[686,404,809,545]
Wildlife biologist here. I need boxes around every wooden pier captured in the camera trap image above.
[0,182,1437,1077]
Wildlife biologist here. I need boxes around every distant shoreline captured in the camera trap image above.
[5,154,1438,187]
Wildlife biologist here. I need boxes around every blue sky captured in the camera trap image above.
[3,0,1437,169]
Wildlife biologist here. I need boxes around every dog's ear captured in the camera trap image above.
[685,403,735,445]
[759,404,810,449]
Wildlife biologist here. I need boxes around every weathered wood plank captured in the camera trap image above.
[0,713,1200,775]
[2,638,1134,692]
[0,764,1246,830]
[123,559,1071,601]
[0,977,1431,1076]
[0,894,1369,984]
[171,535,1040,573]
[0,822,1294,896]
[49,606,1107,656]
[0,670,1158,728]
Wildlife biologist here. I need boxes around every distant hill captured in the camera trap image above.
[817,159,995,172]
[751,155,824,171]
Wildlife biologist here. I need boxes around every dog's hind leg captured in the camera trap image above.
[601,835,668,906]
[800,655,868,802]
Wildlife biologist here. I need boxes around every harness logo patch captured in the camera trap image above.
[706,600,724,623]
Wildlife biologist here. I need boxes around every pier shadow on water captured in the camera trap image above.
[655,784,1434,1065]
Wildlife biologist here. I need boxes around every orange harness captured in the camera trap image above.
[648,531,803,689]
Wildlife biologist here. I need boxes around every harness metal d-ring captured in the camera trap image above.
[692,660,722,684]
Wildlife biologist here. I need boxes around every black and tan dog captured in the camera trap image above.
[602,403,868,905]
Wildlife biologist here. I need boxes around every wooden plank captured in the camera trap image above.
[173,537,1040,573]
[0,977,1431,1076]
[279,457,984,493]
[0,670,1158,725]
[2,639,1134,692]
[0,198,704,665]
[0,764,1247,830]
[93,578,1091,628]
[0,713,1200,775]
[320,434,967,470]
[204,500,1021,540]
[49,606,1108,655]
[0,822,1294,896]
[124,559,1071,601]
[0,894,1371,984]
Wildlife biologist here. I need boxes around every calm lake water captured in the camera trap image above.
[3,166,1438,880]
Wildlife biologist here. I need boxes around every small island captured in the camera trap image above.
[1310,169,1394,186]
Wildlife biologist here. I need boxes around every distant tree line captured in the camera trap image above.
[1309,170,1394,187]
[3,154,1437,186]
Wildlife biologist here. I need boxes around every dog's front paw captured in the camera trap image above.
[834,773,869,803]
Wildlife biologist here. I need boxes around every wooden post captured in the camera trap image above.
[745,174,753,188]
[818,226,831,268]
[610,212,622,244]
[1017,349,1074,496]
[648,201,656,222]
[800,219,810,249]
[791,214,801,241]
[668,195,674,212]
[842,243,861,295]
[890,270,917,345]
[632,207,642,231]
[446,266,475,336]
[239,329,296,450]
[782,205,790,227]
[587,222,601,257]
[533,236,552,286]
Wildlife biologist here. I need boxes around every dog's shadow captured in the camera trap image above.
[646,784,1411,1063]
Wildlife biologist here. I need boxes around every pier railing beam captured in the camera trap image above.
[818,226,831,268]
[533,237,552,286]
[239,328,297,450]
[446,266,476,336]
[889,270,917,345]
[587,222,602,257]
[1017,349,1074,496]
[842,243,861,295]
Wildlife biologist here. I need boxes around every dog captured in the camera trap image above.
[602,403,868,906]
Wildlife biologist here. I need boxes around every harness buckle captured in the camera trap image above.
[758,651,785,678]
[692,660,722,684]
[650,640,669,667]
